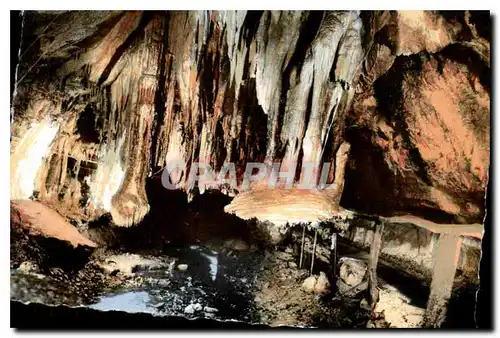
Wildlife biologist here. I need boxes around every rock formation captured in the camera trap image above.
[11,200,96,248]
[11,10,490,228]
[342,11,490,225]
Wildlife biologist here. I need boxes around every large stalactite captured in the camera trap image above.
[11,10,490,229]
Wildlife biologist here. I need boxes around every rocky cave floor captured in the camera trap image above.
[10,192,479,329]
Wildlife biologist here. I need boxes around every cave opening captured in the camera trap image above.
[76,104,101,144]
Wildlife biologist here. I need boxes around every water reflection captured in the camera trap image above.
[89,291,157,315]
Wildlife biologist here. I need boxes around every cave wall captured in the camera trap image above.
[342,10,490,224]
[338,216,482,282]
[10,10,490,227]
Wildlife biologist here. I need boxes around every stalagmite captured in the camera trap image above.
[423,233,460,327]
[368,219,385,314]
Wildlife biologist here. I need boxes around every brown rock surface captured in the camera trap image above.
[343,11,490,224]
[11,200,97,248]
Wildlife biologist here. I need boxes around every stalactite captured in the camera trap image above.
[10,10,490,228]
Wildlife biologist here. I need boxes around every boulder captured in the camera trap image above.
[339,257,367,286]
[11,200,96,248]
[302,271,331,294]
[98,254,167,275]
[314,271,331,294]
[302,276,317,293]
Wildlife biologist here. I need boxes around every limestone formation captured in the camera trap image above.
[11,11,489,230]
[339,257,367,286]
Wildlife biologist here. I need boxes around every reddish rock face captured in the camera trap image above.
[11,10,490,227]
[407,58,489,196]
[11,200,97,248]
[343,12,490,224]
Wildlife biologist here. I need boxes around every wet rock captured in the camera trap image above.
[156,279,170,287]
[18,261,39,274]
[11,260,110,307]
[224,238,250,252]
[177,264,188,271]
[339,257,367,286]
[184,304,195,314]
[99,254,167,275]
[203,306,218,313]
[184,302,203,314]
